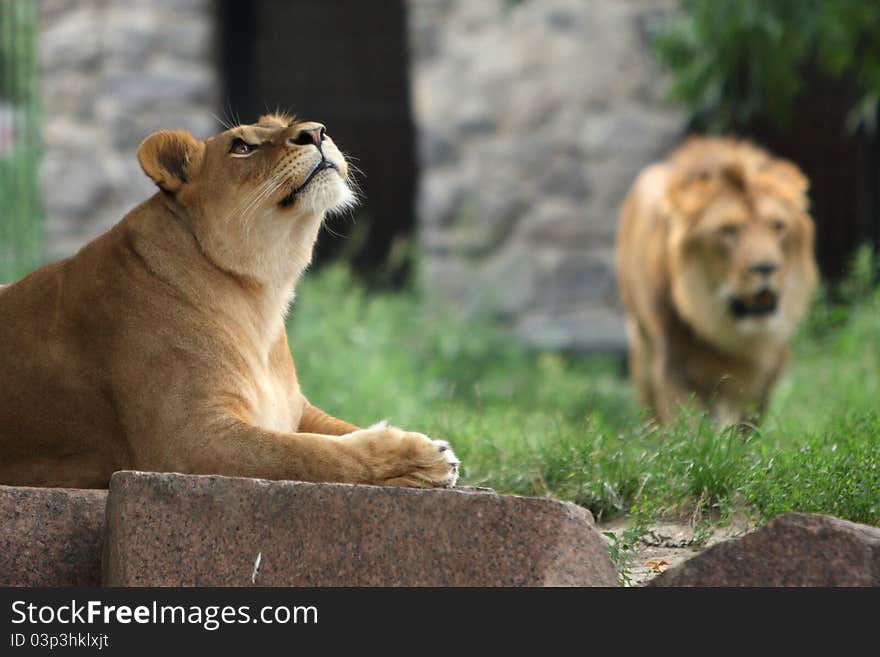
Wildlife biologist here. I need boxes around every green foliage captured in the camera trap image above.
[837,245,880,304]
[0,0,39,104]
[290,257,880,527]
[603,511,652,586]
[0,1,42,282]
[0,152,42,281]
[652,0,880,131]
[801,246,879,339]
[745,411,880,523]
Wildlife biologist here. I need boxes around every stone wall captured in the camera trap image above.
[407,0,686,351]
[38,0,218,261]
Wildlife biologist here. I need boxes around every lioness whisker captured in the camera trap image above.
[211,112,234,131]
[229,175,282,231]
[239,174,286,235]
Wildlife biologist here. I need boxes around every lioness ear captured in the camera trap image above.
[137,130,204,193]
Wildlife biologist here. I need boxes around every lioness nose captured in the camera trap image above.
[750,262,778,276]
[290,126,325,147]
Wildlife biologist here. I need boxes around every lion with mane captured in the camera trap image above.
[617,137,818,425]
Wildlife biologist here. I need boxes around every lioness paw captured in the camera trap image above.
[346,425,460,488]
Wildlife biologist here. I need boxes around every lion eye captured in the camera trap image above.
[720,224,740,237]
[230,139,256,156]
[770,220,786,233]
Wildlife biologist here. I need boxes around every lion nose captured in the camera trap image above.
[289,126,326,147]
[750,262,778,276]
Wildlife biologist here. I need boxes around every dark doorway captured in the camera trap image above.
[716,72,880,283]
[218,0,418,284]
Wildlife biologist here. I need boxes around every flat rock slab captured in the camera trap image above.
[649,513,880,587]
[0,485,107,586]
[103,471,618,587]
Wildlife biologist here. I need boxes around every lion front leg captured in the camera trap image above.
[650,357,703,424]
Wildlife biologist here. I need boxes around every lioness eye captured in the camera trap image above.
[230,139,255,156]
[720,224,739,237]
[771,220,786,233]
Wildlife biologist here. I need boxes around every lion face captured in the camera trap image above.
[137,114,356,291]
[666,142,818,353]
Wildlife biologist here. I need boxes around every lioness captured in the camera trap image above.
[616,137,818,425]
[0,115,459,488]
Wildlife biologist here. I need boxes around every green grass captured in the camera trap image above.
[0,151,43,281]
[288,254,880,527]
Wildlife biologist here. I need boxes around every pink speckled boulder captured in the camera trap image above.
[650,513,880,587]
[103,471,618,586]
[0,484,106,586]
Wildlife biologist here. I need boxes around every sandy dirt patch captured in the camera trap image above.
[599,515,755,586]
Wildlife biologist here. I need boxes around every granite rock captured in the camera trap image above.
[649,513,880,587]
[103,471,618,587]
[0,485,106,587]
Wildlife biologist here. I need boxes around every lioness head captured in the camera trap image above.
[664,138,818,352]
[137,114,356,292]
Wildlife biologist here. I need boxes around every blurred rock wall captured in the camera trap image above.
[408,0,685,351]
[38,0,218,261]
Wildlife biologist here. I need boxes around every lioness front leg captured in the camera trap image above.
[297,402,459,486]
[298,401,360,436]
[341,421,460,487]
[168,419,459,488]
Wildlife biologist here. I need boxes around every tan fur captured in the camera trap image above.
[616,137,818,425]
[0,115,459,488]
